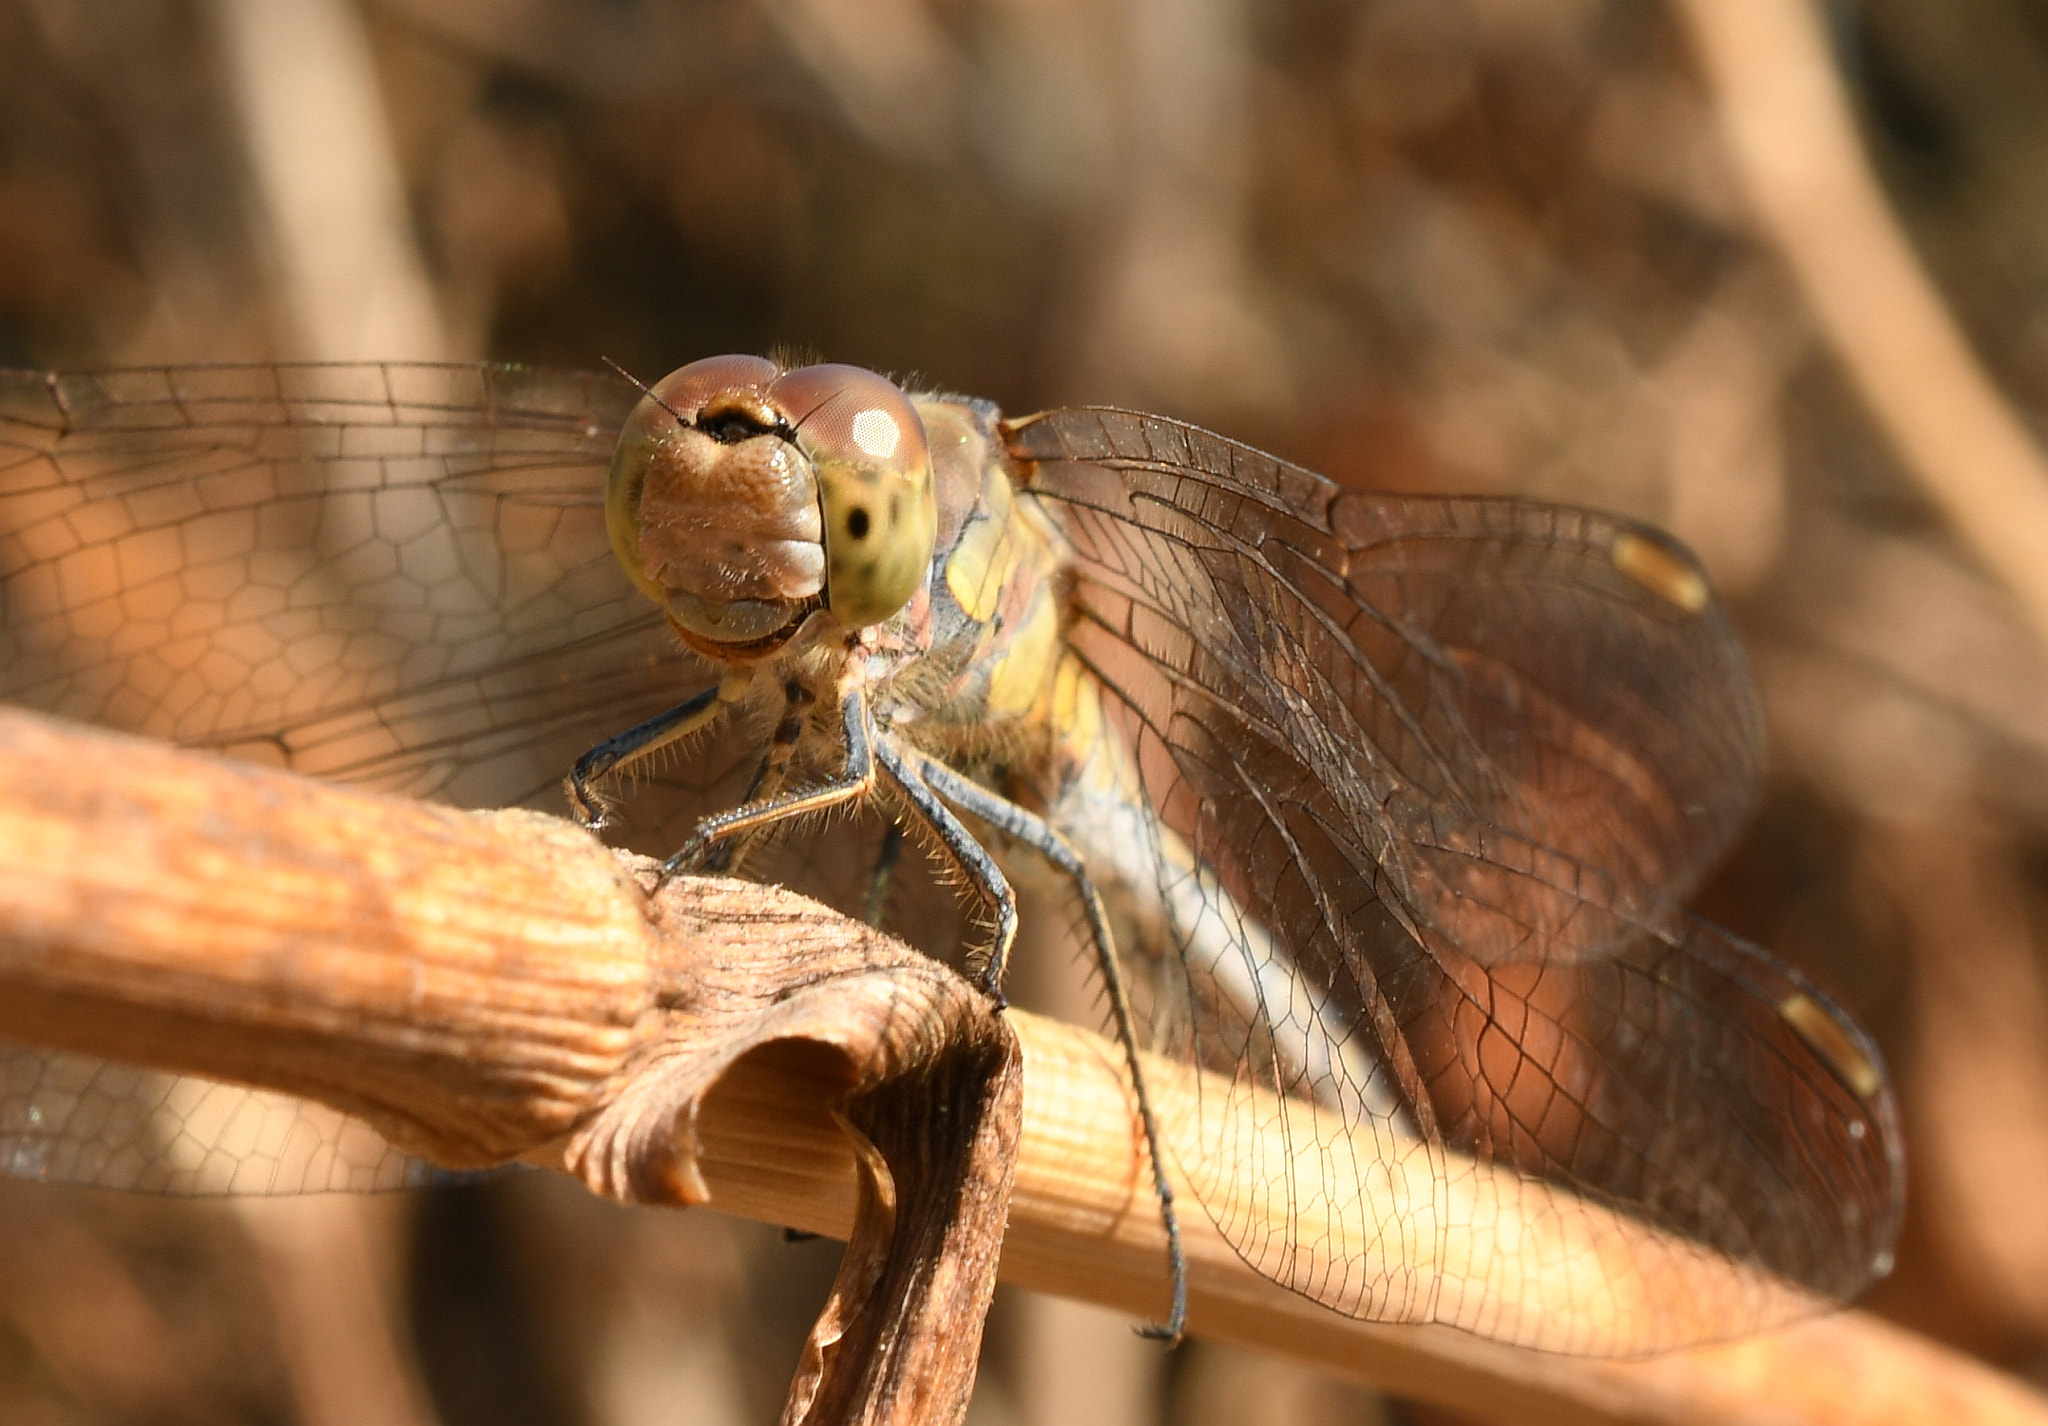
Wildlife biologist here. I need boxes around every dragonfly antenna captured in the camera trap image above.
[603,356,688,429]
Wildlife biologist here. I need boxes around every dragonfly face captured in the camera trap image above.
[0,357,1905,1355]
[606,355,937,654]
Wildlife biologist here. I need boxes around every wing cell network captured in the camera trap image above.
[1010,406,1901,1352]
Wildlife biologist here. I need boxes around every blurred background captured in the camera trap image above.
[3,0,2048,1421]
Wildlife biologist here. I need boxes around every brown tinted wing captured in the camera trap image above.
[1010,407,1902,1350]
[0,363,735,1191]
[1011,405,1765,960]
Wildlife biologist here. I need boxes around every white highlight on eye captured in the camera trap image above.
[851,407,901,460]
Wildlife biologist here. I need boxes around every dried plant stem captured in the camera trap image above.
[208,0,449,361]
[0,706,2040,1425]
[1679,0,2048,648]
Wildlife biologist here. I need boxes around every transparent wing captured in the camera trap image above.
[1010,406,1904,1352]
[1,1038,444,1193]
[2,362,674,801]
[0,362,723,1192]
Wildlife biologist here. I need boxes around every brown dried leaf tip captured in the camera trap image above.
[561,869,1022,1426]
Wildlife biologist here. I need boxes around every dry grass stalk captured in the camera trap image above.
[1679,0,2048,649]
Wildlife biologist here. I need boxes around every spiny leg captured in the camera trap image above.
[661,687,874,880]
[697,749,775,876]
[700,678,815,875]
[877,742,1190,1343]
[863,823,905,927]
[567,683,724,827]
[872,740,1021,1004]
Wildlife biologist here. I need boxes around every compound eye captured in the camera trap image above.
[652,354,781,420]
[769,364,938,629]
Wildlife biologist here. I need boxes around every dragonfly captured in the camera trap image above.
[0,356,1903,1356]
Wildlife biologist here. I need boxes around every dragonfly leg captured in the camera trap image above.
[870,742,1021,1002]
[879,744,1190,1344]
[660,688,874,879]
[700,680,816,875]
[862,823,905,927]
[567,684,724,828]
[690,748,778,877]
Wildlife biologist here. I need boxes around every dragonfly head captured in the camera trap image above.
[607,355,937,655]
